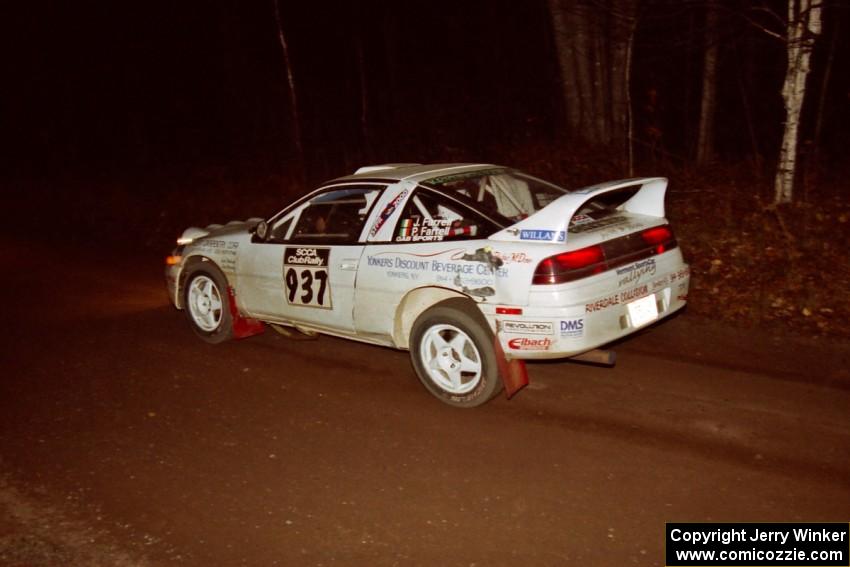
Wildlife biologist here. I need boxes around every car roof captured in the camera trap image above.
[327,163,504,185]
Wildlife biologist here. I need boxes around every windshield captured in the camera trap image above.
[422,168,567,225]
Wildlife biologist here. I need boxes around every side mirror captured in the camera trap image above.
[254,220,269,242]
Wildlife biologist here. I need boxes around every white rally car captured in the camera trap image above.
[166,164,690,407]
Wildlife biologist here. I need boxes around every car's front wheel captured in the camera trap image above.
[183,268,233,344]
[410,299,502,408]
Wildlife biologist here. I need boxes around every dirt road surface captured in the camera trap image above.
[2,241,849,566]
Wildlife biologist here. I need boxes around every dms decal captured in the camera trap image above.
[370,189,408,237]
[507,337,553,351]
[559,318,584,338]
[502,320,554,335]
[617,258,657,287]
[283,247,332,309]
[520,229,566,242]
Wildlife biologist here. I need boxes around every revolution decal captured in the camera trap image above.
[502,320,554,335]
[283,247,332,309]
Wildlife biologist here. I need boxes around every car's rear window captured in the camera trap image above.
[422,169,567,225]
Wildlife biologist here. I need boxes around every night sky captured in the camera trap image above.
[5,1,849,188]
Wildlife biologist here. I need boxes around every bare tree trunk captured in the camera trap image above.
[813,13,838,153]
[774,0,822,204]
[609,0,638,168]
[696,0,719,165]
[273,0,305,186]
[572,1,598,144]
[548,0,582,135]
[591,10,610,145]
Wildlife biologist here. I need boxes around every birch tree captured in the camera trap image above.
[774,0,822,204]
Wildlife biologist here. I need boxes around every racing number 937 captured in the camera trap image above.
[284,247,332,309]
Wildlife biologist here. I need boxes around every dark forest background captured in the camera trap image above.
[3,0,849,336]
[5,1,850,184]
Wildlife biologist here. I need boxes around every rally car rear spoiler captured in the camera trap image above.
[489,177,668,243]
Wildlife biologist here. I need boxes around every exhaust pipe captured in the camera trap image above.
[571,349,617,366]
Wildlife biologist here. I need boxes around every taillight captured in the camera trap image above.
[532,245,606,285]
[531,224,678,285]
[641,225,676,254]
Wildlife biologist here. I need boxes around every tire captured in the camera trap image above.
[183,267,234,344]
[409,298,502,408]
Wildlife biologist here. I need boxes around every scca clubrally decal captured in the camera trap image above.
[283,247,332,309]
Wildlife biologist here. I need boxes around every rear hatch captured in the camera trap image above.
[489,177,678,284]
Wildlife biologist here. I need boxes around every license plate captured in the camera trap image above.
[627,294,658,327]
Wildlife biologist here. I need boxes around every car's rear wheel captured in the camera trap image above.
[410,299,502,408]
[184,268,233,344]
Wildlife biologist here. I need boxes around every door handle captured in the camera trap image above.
[339,259,359,271]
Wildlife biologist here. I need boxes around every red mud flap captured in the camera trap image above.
[227,286,266,339]
[494,335,528,399]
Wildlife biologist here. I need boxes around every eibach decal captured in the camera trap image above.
[370,189,408,237]
[507,337,553,351]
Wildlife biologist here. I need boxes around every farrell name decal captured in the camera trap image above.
[395,217,452,242]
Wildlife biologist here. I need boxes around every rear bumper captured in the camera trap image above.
[485,264,690,360]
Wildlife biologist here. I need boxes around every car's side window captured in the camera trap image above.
[287,186,382,245]
[391,189,500,243]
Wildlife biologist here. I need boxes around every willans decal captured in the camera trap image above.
[519,229,566,242]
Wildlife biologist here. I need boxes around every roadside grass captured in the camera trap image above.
[0,475,149,567]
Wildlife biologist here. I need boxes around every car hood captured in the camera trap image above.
[179,217,264,245]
